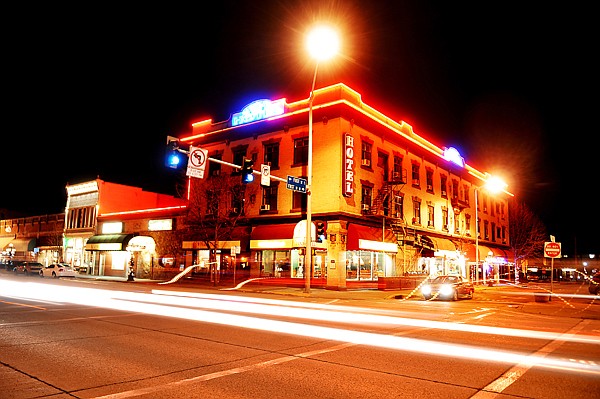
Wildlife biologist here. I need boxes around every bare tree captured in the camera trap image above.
[182,173,257,285]
[508,199,547,273]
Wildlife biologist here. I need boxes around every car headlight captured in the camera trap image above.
[421,285,432,295]
[439,284,453,296]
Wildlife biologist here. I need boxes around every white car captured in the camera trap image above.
[39,263,77,278]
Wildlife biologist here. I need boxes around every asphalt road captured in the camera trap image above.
[1,274,599,398]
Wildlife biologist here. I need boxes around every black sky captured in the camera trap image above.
[3,1,596,255]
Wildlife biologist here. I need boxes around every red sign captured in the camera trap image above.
[342,133,355,197]
[544,242,561,258]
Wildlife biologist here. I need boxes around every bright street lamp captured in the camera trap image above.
[304,25,339,294]
[474,175,508,285]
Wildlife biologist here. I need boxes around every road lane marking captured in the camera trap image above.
[469,319,592,398]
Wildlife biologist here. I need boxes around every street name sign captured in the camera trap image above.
[286,175,307,193]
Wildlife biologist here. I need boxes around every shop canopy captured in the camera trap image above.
[85,234,134,251]
[347,224,397,252]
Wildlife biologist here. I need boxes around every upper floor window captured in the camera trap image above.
[411,163,420,186]
[393,192,403,219]
[293,137,308,165]
[262,184,278,212]
[442,208,449,231]
[232,149,247,173]
[264,142,279,169]
[440,175,448,197]
[427,204,435,227]
[392,156,404,182]
[465,214,471,236]
[292,177,307,210]
[412,199,421,224]
[451,179,459,200]
[361,185,373,212]
[208,153,222,177]
[361,141,372,168]
[426,169,434,192]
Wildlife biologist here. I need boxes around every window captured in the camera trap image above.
[412,198,421,224]
[361,185,373,210]
[426,169,434,192]
[483,220,489,240]
[264,142,279,169]
[451,179,459,200]
[292,177,307,210]
[393,193,403,218]
[491,222,496,241]
[361,141,372,167]
[442,208,449,231]
[232,149,247,173]
[293,137,308,165]
[262,185,278,211]
[392,155,403,182]
[462,184,469,205]
[427,204,435,227]
[465,214,471,236]
[411,163,420,186]
[440,175,448,197]
[208,153,222,177]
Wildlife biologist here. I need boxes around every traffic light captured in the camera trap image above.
[316,221,327,242]
[241,158,254,183]
[165,137,184,169]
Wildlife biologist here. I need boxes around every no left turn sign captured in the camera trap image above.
[544,241,561,258]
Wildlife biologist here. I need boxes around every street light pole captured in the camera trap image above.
[304,25,339,294]
[475,188,479,284]
[305,62,319,294]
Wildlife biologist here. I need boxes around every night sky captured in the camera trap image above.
[3,2,595,255]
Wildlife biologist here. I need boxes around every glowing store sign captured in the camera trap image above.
[443,146,465,168]
[231,98,285,126]
[343,133,355,197]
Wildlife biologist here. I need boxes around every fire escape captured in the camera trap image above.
[363,168,418,246]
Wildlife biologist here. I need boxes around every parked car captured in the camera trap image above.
[39,263,77,278]
[421,275,475,301]
[13,261,44,276]
[589,272,600,295]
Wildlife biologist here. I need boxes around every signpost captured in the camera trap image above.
[287,175,307,193]
[544,240,561,300]
[186,146,208,178]
[261,164,271,186]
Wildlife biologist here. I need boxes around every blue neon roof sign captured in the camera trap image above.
[232,98,285,126]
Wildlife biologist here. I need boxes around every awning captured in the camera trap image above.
[251,223,296,240]
[347,224,398,252]
[85,234,134,251]
[250,222,328,249]
[480,245,506,259]
[460,243,509,262]
[430,237,456,251]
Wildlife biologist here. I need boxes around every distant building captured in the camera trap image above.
[63,178,187,279]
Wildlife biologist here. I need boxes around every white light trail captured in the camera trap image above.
[1,279,599,375]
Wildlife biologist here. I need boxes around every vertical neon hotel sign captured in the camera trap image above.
[343,133,354,197]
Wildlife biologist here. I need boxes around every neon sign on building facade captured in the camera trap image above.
[231,99,286,126]
[343,133,355,197]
